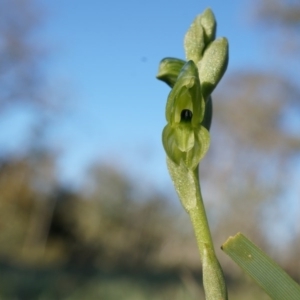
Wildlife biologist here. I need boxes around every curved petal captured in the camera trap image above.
[162,124,183,165]
[185,125,210,170]
[166,61,204,124]
[156,57,186,88]
[174,123,195,152]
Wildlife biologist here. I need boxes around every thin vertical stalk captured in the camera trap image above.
[167,158,227,299]
[189,169,227,300]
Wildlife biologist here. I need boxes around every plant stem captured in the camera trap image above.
[188,170,214,258]
[166,158,227,299]
[189,169,227,300]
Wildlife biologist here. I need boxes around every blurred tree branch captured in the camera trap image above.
[0,0,51,111]
[254,0,300,26]
[251,0,300,54]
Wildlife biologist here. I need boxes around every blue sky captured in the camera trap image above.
[0,0,272,190]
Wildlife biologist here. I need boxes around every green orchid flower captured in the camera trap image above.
[156,9,228,133]
[162,60,210,170]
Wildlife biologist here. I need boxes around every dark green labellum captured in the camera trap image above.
[181,109,193,122]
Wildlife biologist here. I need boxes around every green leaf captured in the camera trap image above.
[166,157,198,212]
[156,57,186,88]
[222,233,300,300]
[197,37,229,99]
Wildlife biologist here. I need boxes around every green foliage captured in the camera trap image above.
[222,233,300,299]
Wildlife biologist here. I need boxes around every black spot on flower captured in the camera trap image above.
[181,109,193,122]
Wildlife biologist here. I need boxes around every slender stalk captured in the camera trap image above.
[167,158,227,299]
[188,169,214,258]
[189,169,227,300]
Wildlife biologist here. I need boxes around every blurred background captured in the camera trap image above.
[0,0,300,299]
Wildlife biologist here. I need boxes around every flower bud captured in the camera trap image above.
[184,8,217,63]
[184,15,205,63]
[200,8,216,45]
[197,37,229,99]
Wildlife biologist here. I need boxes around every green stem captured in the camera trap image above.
[189,170,227,300]
[167,158,227,299]
[188,170,213,258]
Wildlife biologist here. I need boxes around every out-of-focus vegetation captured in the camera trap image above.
[0,0,300,299]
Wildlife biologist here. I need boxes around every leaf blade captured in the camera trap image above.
[222,233,300,300]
